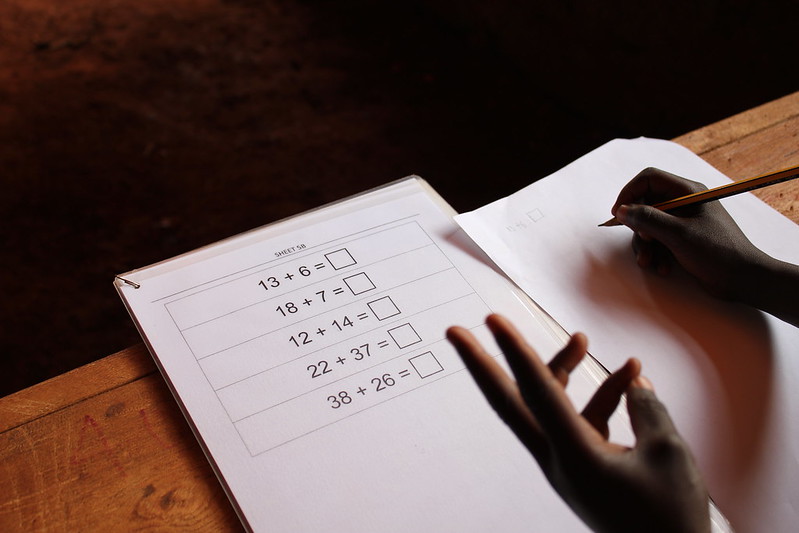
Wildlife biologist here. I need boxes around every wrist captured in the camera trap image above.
[736,254,799,327]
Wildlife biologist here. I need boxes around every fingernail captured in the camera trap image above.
[616,204,631,223]
[633,375,654,391]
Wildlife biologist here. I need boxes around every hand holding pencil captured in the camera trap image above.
[608,167,799,326]
[600,165,799,227]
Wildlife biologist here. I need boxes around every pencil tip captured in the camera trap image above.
[598,218,621,227]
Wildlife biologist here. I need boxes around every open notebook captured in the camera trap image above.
[116,138,766,532]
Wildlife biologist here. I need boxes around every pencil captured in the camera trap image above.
[599,164,799,227]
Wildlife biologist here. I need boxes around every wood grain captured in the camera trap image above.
[0,344,155,434]
[674,91,799,223]
[2,91,797,532]
[0,368,241,532]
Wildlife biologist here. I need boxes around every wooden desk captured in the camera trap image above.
[2,92,798,532]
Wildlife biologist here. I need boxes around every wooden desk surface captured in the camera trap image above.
[2,92,798,532]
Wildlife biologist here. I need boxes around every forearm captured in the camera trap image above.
[738,256,799,328]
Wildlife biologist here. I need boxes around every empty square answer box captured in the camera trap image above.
[325,248,357,270]
[527,208,544,222]
[367,296,401,320]
[409,351,443,379]
[343,272,376,295]
[388,323,421,349]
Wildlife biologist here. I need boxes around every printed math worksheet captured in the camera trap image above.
[117,177,616,532]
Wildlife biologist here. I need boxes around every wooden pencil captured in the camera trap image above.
[599,164,799,227]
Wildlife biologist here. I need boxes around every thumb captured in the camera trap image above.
[626,376,679,442]
[616,204,685,248]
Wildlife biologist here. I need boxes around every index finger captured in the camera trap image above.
[612,167,706,215]
[446,325,550,461]
[486,315,590,451]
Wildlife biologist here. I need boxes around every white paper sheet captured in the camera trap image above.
[118,177,630,532]
[455,138,799,533]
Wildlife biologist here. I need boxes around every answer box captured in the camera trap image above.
[388,323,421,349]
[325,248,357,270]
[367,296,401,321]
[343,272,376,295]
[527,208,544,222]
[409,351,443,379]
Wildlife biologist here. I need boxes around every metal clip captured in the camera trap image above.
[115,275,141,289]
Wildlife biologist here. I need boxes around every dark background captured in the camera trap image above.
[2,0,797,396]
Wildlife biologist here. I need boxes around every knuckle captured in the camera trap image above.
[640,167,707,193]
[641,166,660,176]
[520,375,561,411]
[645,433,688,465]
[639,205,655,223]
[634,391,664,413]
[685,177,708,193]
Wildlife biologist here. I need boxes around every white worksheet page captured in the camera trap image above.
[117,178,627,532]
[455,138,799,533]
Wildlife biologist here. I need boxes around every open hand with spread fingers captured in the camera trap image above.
[447,314,709,533]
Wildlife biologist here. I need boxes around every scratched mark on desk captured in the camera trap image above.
[69,414,127,477]
[139,408,175,450]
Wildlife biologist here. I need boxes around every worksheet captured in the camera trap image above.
[117,178,625,532]
[455,138,799,533]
